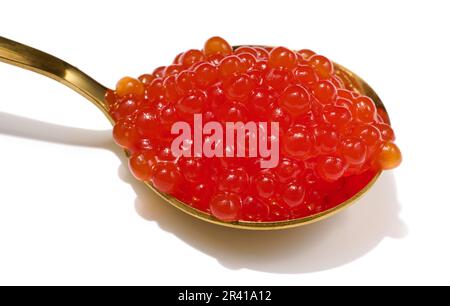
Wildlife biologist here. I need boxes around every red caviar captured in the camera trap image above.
[109,37,402,223]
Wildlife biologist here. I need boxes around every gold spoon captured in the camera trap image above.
[0,36,387,230]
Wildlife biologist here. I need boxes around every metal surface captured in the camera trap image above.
[0,36,110,120]
[0,36,385,230]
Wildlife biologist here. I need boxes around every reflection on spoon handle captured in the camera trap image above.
[0,36,109,115]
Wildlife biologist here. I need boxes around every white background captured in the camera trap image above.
[0,0,447,285]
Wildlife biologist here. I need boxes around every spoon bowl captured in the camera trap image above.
[0,37,386,230]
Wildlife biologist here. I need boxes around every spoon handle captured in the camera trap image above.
[0,36,109,115]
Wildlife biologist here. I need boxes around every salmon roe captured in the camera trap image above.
[108,37,402,223]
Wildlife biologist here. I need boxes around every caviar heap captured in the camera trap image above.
[108,37,402,223]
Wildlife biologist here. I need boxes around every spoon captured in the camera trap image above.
[0,36,387,230]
